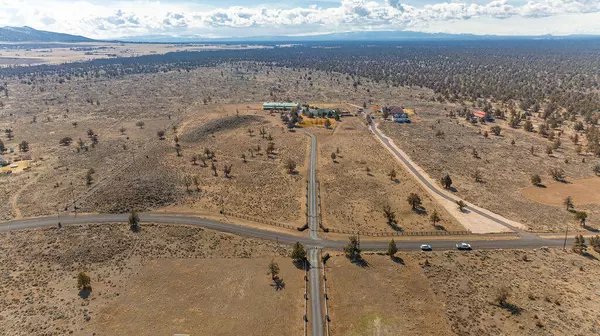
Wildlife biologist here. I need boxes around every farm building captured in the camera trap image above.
[473,110,494,122]
[262,102,301,111]
[388,106,405,115]
[392,112,411,123]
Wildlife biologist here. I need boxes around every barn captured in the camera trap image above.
[262,102,301,111]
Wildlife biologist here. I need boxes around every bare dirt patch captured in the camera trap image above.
[327,253,452,335]
[315,117,464,233]
[94,258,304,336]
[522,177,600,207]
[0,223,292,335]
[422,248,600,335]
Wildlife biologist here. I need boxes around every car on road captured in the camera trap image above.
[456,242,472,250]
[420,244,432,251]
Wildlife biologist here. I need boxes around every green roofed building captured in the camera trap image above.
[262,102,300,111]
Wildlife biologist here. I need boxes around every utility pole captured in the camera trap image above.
[563,221,569,249]
[70,181,77,218]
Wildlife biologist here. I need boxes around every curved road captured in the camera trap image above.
[0,213,570,250]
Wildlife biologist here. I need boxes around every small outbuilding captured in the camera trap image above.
[473,110,494,122]
[0,155,8,166]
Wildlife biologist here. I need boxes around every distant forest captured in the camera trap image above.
[1,40,600,119]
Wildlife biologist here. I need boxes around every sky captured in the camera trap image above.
[1,0,600,39]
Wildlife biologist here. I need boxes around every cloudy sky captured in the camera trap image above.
[1,0,600,39]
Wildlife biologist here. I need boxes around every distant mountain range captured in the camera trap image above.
[1,26,599,44]
[120,30,600,43]
[0,26,93,42]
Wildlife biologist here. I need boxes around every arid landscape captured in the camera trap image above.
[422,248,600,335]
[315,116,463,233]
[1,26,600,336]
[0,42,272,66]
[379,103,600,232]
[0,223,299,336]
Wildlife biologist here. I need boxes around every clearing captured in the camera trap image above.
[315,117,464,233]
[522,177,600,207]
[327,253,452,335]
[0,222,295,335]
[93,258,304,336]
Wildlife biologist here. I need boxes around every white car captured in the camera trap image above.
[420,244,432,251]
[456,242,472,250]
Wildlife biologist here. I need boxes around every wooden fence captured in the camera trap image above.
[221,210,298,230]
[327,228,474,237]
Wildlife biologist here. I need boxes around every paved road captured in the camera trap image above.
[299,129,325,336]
[0,213,572,250]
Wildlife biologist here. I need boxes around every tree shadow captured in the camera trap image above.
[583,252,599,261]
[445,187,458,192]
[413,206,428,215]
[270,277,286,291]
[434,225,446,231]
[391,256,404,264]
[392,178,400,184]
[495,302,523,315]
[458,208,471,214]
[390,224,404,232]
[351,258,369,268]
[534,184,547,188]
[293,259,308,270]
[583,225,599,233]
[79,288,92,299]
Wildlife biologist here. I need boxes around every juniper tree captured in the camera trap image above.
[575,211,587,226]
[430,210,441,226]
[267,259,280,280]
[77,272,91,290]
[388,169,397,181]
[564,196,574,211]
[531,174,542,186]
[388,239,398,258]
[129,209,140,232]
[344,235,361,262]
[441,174,453,189]
[407,193,422,210]
[572,235,587,255]
[383,204,397,228]
[290,242,307,262]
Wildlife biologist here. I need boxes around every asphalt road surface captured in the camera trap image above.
[299,129,325,336]
[0,213,572,251]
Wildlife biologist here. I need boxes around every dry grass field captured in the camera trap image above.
[0,63,431,227]
[378,103,600,232]
[315,117,463,233]
[93,258,304,336]
[421,248,600,335]
[0,42,271,66]
[0,223,297,336]
[327,254,453,335]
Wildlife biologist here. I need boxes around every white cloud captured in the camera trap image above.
[1,0,599,38]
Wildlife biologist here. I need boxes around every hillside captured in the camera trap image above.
[0,26,93,42]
